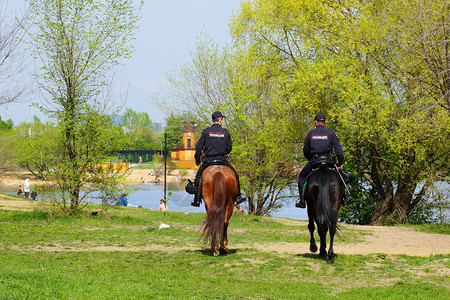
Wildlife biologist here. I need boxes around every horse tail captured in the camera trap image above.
[202,172,226,251]
[317,172,335,227]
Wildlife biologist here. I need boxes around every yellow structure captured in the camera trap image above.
[170,131,197,169]
[96,163,130,172]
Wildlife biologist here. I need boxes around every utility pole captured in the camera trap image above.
[164,132,167,201]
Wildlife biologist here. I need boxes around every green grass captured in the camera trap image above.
[0,198,448,299]
[408,224,450,235]
[131,162,159,170]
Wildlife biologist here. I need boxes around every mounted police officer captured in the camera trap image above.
[186,111,245,207]
[296,113,351,208]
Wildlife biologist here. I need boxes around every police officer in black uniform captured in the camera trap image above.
[188,111,245,207]
[296,113,350,208]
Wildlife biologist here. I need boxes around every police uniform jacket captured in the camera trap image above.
[195,124,232,164]
[303,125,344,166]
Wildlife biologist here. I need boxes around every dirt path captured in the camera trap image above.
[251,224,450,257]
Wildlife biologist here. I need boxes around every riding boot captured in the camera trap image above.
[190,177,202,207]
[295,179,306,208]
[191,190,201,207]
[235,177,246,205]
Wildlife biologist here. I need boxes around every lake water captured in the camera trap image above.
[1,183,308,221]
[6,182,446,222]
[114,183,308,220]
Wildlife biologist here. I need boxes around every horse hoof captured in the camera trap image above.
[309,243,318,253]
[219,247,228,255]
[213,251,220,257]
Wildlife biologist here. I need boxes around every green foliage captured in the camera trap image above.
[120,108,160,149]
[410,224,450,235]
[229,0,449,224]
[339,188,374,226]
[0,117,13,131]
[162,113,184,149]
[14,119,58,178]
[26,0,142,212]
[164,34,303,216]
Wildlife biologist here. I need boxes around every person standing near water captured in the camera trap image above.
[24,178,31,198]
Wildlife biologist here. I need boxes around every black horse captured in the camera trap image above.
[304,165,343,264]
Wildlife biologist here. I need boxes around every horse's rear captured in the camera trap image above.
[305,168,343,263]
[201,165,238,256]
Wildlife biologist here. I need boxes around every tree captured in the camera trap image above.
[164,32,235,121]
[14,118,58,179]
[163,112,197,150]
[0,117,13,131]
[0,1,29,105]
[164,35,301,216]
[121,108,156,149]
[0,116,16,172]
[230,0,449,224]
[26,0,142,212]
[0,2,30,172]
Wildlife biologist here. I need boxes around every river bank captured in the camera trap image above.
[0,167,195,187]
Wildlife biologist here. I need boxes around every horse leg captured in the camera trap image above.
[220,222,229,254]
[317,223,328,259]
[308,218,317,253]
[212,229,220,257]
[220,202,233,254]
[327,223,336,264]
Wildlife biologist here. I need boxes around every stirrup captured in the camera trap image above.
[235,196,246,205]
[191,198,201,207]
[191,194,201,207]
[295,198,306,208]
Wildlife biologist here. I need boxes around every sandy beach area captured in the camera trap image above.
[0,167,197,187]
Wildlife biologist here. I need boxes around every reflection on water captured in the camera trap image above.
[0,183,308,220]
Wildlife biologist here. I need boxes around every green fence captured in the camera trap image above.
[112,150,161,163]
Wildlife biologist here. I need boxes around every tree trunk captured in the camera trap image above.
[70,187,80,212]
[390,175,419,223]
[370,154,421,224]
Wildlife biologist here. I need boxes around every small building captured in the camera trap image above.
[170,131,197,169]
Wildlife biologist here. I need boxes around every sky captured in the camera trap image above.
[2,0,242,125]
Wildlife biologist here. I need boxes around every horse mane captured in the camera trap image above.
[202,172,226,249]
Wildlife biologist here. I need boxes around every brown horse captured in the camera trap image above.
[200,165,238,256]
[304,166,343,264]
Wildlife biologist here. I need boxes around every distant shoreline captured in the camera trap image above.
[0,168,196,187]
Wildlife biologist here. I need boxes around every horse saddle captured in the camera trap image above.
[206,159,227,166]
[311,154,335,169]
